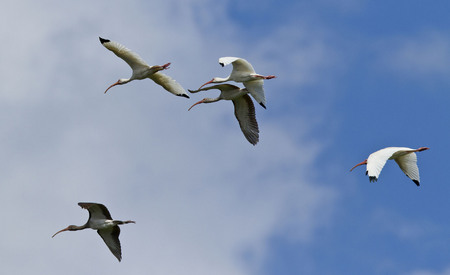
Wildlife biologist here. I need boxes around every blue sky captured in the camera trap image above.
[0,0,449,274]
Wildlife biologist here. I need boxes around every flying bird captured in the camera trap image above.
[99,37,189,98]
[188,84,259,145]
[52,202,135,262]
[198,57,276,109]
[350,147,429,186]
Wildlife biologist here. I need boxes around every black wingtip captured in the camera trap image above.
[369,176,378,182]
[260,103,266,109]
[413,180,420,186]
[99,37,110,44]
[219,63,225,67]
[179,94,190,99]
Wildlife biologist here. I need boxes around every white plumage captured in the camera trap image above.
[188,84,260,145]
[198,57,276,109]
[350,147,429,186]
[52,202,135,262]
[99,37,189,98]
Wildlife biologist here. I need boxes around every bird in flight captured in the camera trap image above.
[52,202,135,262]
[350,147,429,186]
[99,37,189,98]
[188,84,260,145]
[198,57,275,109]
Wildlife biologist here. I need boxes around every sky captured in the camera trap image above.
[0,0,449,274]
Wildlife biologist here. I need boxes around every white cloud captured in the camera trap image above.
[407,267,450,275]
[0,0,338,274]
[377,32,450,79]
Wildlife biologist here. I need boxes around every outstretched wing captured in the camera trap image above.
[232,94,259,145]
[99,37,149,71]
[189,84,241,94]
[78,202,113,220]
[149,72,189,98]
[394,153,420,186]
[366,147,400,182]
[219,57,256,74]
[98,226,122,262]
[243,80,266,109]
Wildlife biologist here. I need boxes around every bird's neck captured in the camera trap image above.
[72,224,88,231]
[213,77,229,83]
[202,97,221,104]
[113,220,136,225]
[119,78,132,84]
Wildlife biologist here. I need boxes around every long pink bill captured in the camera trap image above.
[198,79,214,90]
[188,99,205,111]
[104,81,120,94]
[52,227,70,238]
[349,160,367,172]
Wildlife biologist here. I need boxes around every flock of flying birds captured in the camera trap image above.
[51,37,429,262]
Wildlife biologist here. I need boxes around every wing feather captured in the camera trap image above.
[243,80,266,108]
[78,202,113,220]
[101,39,149,71]
[232,94,259,145]
[149,72,188,97]
[219,57,256,74]
[394,153,420,185]
[366,147,401,181]
[98,226,122,262]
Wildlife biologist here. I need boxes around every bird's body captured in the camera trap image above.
[99,37,189,98]
[350,147,429,186]
[188,84,259,145]
[199,57,276,109]
[52,202,135,262]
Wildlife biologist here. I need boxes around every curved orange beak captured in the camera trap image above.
[188,99,205,111]
[52,226,70,238]
[104,81,120,94]
[198,79,214,90]
[349,159,367,172]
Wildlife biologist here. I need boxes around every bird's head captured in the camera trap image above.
[51,225,79,238]
[104,79,128,94]
[188,98,219,111]
[188,98,207,111]
[198,78,220,89]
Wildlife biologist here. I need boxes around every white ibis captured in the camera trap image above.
[199,57,276,109]
[99,37,189,98]
[52,202,135,262]
[188,84,259,145]
[350,147,429,186]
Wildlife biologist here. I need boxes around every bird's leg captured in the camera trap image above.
[255,74,276,80]
[416,147,430,152]
[161,63,171,70]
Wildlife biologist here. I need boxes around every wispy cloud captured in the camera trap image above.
[377,32,450,79]
[0,0,338,274]
[407,267,450,275]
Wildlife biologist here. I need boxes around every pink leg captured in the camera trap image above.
[162,62,171,70]
[255,74,276,79]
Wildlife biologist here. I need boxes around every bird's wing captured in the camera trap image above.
[232,94,259,145]
[189,84,241,93]
[243,80,266,108]
[366,147,401,182]
[78,202,113,220]
[98,226,122,262]
[394,153,420,186]
[219,57,256,74]
[149,72,189,97]
[100,38,150,71]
